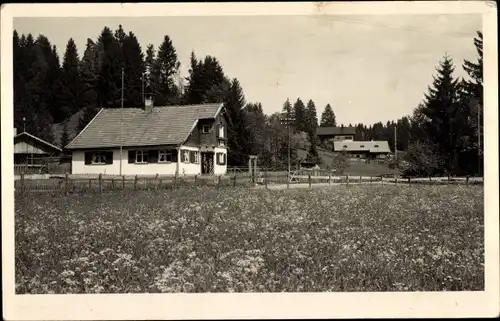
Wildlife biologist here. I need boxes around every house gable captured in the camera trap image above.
[14,132,62,155]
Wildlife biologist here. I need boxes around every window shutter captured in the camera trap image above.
[190,151,195,163]
[216,153,221,165]
[223,153,227,165]
[181,150,186,163]
[128,150,136,163]
[149,150,158,163]
[84,152,92,165]
[105,151,113,164]
[172,149,178,162]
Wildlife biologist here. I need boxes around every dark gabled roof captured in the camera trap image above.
[65,103,224,150]
[316,126,357,136]
[14,132,63,153]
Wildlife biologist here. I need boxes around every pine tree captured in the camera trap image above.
[419,54,463,174]
[292,98,306,132]
[151,35,180,105]
[306,141,321,165]
[97,26,123,107]
[122,31,145,107]
[320,103,336,127]
[463,31,483,105]
[225,78,248,166]
[60,38,81,120]
[305,99,318,142]
[77,39,99,131]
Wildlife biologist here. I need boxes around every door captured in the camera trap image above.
[201,152,214,174]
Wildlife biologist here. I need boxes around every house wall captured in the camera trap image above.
[186,113,228,148]
[213,147,227,175]
[14,140,50,155]
[72,145,208,176]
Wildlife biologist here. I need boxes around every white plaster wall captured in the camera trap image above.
[179,145,201,175]
[213,147,227,175]
[72,146,203,176]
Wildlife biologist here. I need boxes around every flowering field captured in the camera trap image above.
[15,184,484,293]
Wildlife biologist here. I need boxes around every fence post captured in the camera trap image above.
[287,170,290,189]
[466,175,469,185]
[265,169,268,189]
[194,174,198,185]
[98,174,103,193]
[233,174,237,187]
[429,176,432,182]
[65,173,69,195]
[217,175,221,190]
[20,174,25,193]
[111,178,115,190]
[370,176,373,184]
[154,173,159,190]
[122,175,125,190]
[89,179,92,190]
[408,177,411,185]
[308,173,312,188]
[381,175,384,186]
[329,171,331,187]
[359,175,362,184]
[346,174,349,187]
[134,175,138,190]
[395,176,398,184]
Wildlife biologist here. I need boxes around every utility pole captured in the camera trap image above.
[141,72,145,105]
[394,125,397,179]
[23,117,26,133]
[119,67,124,176]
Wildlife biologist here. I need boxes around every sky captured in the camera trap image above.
[14,14,482,125]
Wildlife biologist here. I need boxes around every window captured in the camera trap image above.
[202,125,210,134]
[91,152,106,165]
[218,153,224,164]
[136,150,149,163]
[360,145,365,148]
[219,125,224,138]
[218,140,225,147]
[374,144,379,148]
[182,150,190,163]
[158,150,173,163]
[343,145,347,148]
[193,151,200,164]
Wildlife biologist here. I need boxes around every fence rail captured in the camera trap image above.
[14,170,483,195]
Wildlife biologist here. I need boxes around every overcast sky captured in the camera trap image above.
[14,15,481,125]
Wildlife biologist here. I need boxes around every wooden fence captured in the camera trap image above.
[14,170,483,195]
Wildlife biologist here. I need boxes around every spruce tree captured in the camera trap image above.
[97,26,123,107]
[320,103,336,127]
[293,98,306,132]
[122,31,145,107]
[61,121,70,148]
[151,35,180,105]
[77,39,99,131]
[225,78,248,166]
[419,54,462,174]
[305,99,318,142]
[60,38,81,119]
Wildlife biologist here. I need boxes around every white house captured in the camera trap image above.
[65,101,230,176]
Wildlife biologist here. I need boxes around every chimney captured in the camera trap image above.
[144,95,153,113]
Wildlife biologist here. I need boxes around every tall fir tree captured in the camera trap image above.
[292,98,306,132]
[97,26,123,107]
[151,35,180,105]
[122,31,145,107]
[60,38,82,120]
[305,99,318,142]
[78,39,99,131]
[225,78,248,166]
[60,121,70,148]
[418,54,463,174]
[320,103,336,127]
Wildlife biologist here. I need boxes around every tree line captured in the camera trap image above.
[13,26,483,175]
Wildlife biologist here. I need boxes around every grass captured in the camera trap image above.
[15,184,484,293]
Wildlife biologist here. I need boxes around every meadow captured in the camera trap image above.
[15,184,484,293]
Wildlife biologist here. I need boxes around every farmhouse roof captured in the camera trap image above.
[333,140,391,153]
[316,126,356,136]
[14,132,63,153]
[65,103,224,150]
